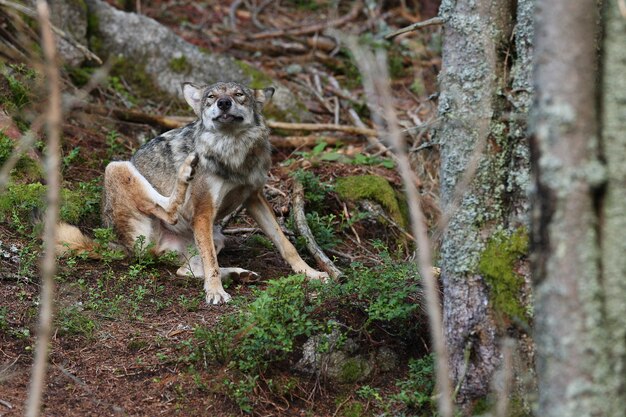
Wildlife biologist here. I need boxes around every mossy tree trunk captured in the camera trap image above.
[531,1,626,415]
[436,0,533,409]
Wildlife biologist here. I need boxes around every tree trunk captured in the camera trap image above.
[532,0,626,415]
[599,1,626,414]
[436,0,534,409]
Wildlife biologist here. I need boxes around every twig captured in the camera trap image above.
[495,338,515,417]
[0,399,13,409]
[344,35,454,417]
[26,2,62,417]
[384,16,446,40]
[0,0,102,63]
[249,1,362,40]
[292,180,342,279]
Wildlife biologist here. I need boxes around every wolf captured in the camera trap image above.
[59,81,328,304]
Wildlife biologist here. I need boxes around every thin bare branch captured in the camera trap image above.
[25,2,62,416]
[384,16,445,40]
[495,338,514,417]
[344,35,455,417]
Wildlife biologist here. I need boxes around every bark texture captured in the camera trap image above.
[531,0,626,415]
[436,0,533,408]
[600,2,626,414]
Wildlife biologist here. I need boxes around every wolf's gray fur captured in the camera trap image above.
[130,82,272,207]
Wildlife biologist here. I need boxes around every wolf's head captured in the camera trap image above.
[182,81,274,132]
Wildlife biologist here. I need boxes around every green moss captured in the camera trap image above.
[235,61,273,90]
[339,357,368,384]
[340,401,366,417]
[169,56,191,74]
[109,57,185,110]
[335,175,405,227]
[478,228,529,321]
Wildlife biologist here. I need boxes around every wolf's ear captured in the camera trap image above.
[182,82,203,116]
[254,87,275,107]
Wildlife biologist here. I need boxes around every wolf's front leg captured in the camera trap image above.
[245,191,330,282]
[192,196,231,304]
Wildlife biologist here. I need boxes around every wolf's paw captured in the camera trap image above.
[179,153,199,183]
[304,269,330,283]
[205,287,232,305]
[220,267,261,283]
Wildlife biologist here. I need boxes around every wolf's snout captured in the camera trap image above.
[217,98,232,111]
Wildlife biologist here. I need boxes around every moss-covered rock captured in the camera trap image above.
[478,228,529,321]
[335,175,406,227]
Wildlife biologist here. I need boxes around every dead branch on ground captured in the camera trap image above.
[26,2,61,416]
[292,180,342,279]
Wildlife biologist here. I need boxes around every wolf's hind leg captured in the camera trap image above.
[104,154,197,227]
[161,153,199,223]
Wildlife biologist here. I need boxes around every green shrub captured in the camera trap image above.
[392,354,435,412]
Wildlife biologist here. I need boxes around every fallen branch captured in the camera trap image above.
[74,104,376,141]
[26,2,62,416]
[292,180,342,279]
[384,16,445,40]
[74,103,187,130]
[269,121,376,137]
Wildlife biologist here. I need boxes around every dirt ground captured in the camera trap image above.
[1,0,442,415]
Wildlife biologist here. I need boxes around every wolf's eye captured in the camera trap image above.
[235,92,244,97]
[207,94,215,100]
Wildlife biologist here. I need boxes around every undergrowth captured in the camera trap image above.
[175,248,431,415]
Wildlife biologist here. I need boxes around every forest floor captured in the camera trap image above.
[0,0,443,416]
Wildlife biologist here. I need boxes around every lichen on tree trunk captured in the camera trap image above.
[436,0,533,409]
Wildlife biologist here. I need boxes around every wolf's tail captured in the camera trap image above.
[55,222,102,259]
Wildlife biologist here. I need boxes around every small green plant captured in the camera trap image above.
[106,130,125,161]
[0,306,9,332]
[57,305,97,339]
[178,294,202,312]
[0,131,14,165]
[62,146,81,172]
[92,227,125,262]
[392,354,435,412]
[291,169,333,206]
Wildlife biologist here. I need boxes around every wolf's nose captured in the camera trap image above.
[217,98,232,110]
